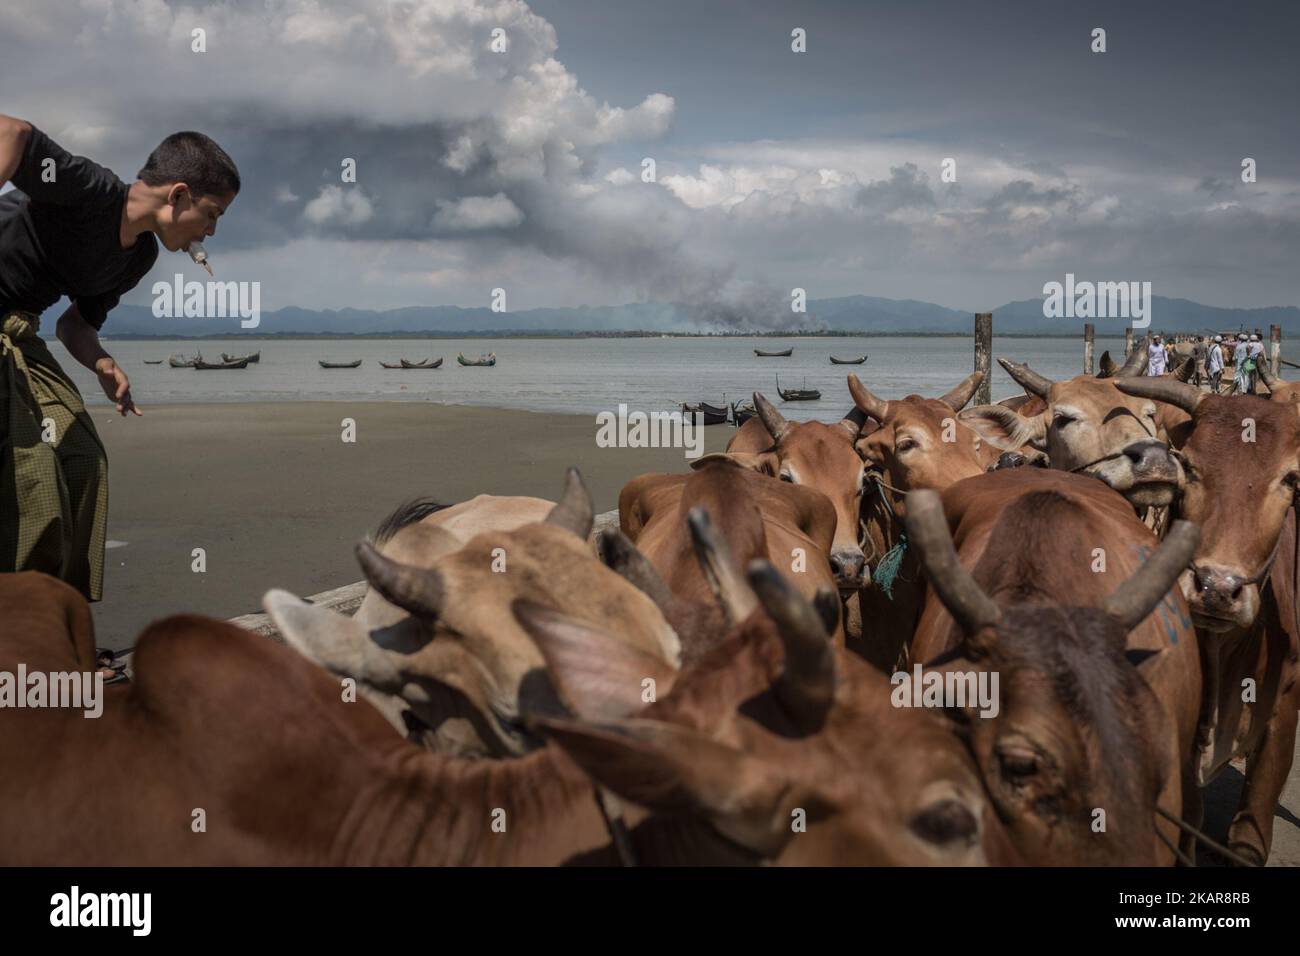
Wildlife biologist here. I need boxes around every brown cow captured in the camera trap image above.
[960,349,1184,511]
[614,457,843,646]
[906,470,1203,865]
[268,469,681,758]
[1114,376,1300,864]
[724,391,870,590]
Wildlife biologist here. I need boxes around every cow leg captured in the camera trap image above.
[1226,682,1299,865]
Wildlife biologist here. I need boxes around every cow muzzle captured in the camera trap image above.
[1089,439,1181,507]
[1185,564,1260,631]
[830,546,868,589]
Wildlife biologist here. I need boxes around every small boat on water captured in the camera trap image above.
[221,351,260,364]
[402,357,443,369]
[679,402,728,425]
[143,359,163,365]
[168,352,201,368]
[754,347,793,357]
[319,359,362,369]
[776,375,820,401]
[829,355,867,365]
[380,361,403,369]
[458,352,497,367]
[731,400,757,426]
[194,358,249,370]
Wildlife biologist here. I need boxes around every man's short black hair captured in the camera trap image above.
[138,131,240,199]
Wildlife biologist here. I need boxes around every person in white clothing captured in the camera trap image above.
[1146,334,1167,376]
[1207,334,1225,393]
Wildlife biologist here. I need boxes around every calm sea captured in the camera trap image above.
[61,335,1127,420]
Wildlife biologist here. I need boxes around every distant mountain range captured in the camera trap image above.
[83,294,1300,337]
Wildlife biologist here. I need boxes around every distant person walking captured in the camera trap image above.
[1207,335,1225,393]
[1191,336,1208,387]
[1233,334,1252,394]
[1247,333,1266,394]
[1147,334,1167,376]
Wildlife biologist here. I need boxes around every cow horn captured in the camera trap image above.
[904,490,1002,639]
[598,528,674,612]
[1103,521,1201,631]
[1097,351,1118,378]
[1171,354,1196,383]
[837,404,869,438]
[1112,377,1206,415]
[997,358,1053,398]
[847,374,888,420]
[545,467,594,539]
[938,370,985,411]
[746,560,835,733]
[1114,337,1149,378]
[752,391,791,444]
[688,508,759,624]
[354,540,445,619]
[1258,361,1282,392]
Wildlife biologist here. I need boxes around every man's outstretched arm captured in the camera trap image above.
[56,303,141,417]
[0,115,33,183]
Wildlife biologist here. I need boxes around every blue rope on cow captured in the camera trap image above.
[869,473,907,600]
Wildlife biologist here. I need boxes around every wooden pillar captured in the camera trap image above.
[1271,324,1281,376]
[1083,323,1095,375]
[1124,326,1134,359]
[974,313,992,405]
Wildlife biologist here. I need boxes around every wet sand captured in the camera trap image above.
[89,401,731,650]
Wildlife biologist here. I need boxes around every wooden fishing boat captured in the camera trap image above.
[776,375,820,401]
[143,359,163,365]
[829,355,867,365]
[167,352,201,368]
[754,347,793,357]
[380,361,403,369]
[194,358,249,370]
[401,357,443,369]
[319,359,362,369]
[731,400,757,426]
[221,351,260,364]
[679,402,728,425]
[457,352,497,367]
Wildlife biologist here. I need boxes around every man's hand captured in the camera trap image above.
[94,356,141,416]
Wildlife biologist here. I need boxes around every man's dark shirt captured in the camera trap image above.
[0,126,157,330]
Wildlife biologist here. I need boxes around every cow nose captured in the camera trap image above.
[1191,564,1245,608]
[830,547,866,585]
[1123,439,1172,473]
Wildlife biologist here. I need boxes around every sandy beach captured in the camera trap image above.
[88,401,732,650]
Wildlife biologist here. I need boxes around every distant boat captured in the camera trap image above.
[380,361,403,369]
[168,352,201,368]
[776,375,820,401]
[458,352,497,367]
[731,400,757,426]
[401,357,443,369]
[195,358,249,370]
[679,402,728,425]
[221,351,260,364]
[143,359,163,365]
[829,355,867,365]
[754,347,793,357]
[319,359,362,369]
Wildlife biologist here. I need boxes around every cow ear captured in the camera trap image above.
[958,405,1048,452]
[512,600,677,720]
[532,715,810,857]
[263,589,410,692]
[690,451,779,477]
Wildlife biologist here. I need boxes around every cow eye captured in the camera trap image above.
[1283,471,1300,492]
[997,744,1041,779]
[1052,413,1075,428]
[910,799,978,847]
[779,472,794,483]
[896,438,917,452]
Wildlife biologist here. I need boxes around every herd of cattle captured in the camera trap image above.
[1,338,1297,866]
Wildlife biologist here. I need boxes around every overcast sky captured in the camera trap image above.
[2,0,1296,322]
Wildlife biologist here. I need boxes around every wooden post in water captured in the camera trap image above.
[974,313,992,406]
[1124,326,1134,360]
[1271,324,1281,377]
[1083,323,1095,375]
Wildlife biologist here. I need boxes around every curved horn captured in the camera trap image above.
[1258,360,1282,392]
[752,391,791,444]
[1097,351,1118,378]
[545,467,594,539]
[997,357,1053,398]
[688,508,758,624]
[1171,354,1196,383]
[904,490,1001,641]
[746,560,835,733]
[837,404,869,438]
[355,540,446,619]
[598,528,674,612]
[1112,377,1206,416]
[847,374,888,420]
[938,370,986,411]
[1114,336,1150,378]
[1104,521,1201,631]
